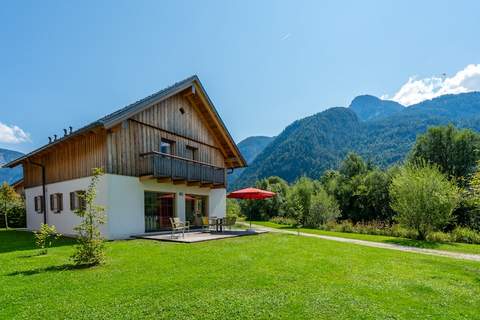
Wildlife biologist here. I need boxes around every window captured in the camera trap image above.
[160,139,174,155]
[144,192,176,232]
[34,195,44,213]
[70,191,86,211]
[185,146,197,160]
[50,193,63,213]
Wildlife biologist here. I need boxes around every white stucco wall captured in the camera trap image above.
[106,175,226,238]
[25,176,108,238]
[209,188,226,218]
[25,174,227,240]
[105,174,144,239]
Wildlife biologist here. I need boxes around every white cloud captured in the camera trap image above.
[387,64,480,106]
[0,122,30,144]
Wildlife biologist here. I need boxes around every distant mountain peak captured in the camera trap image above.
[0,148,24,184]
[349,95,404,121]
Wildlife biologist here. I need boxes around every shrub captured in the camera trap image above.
[304,188,340,228]
[389,162,460,240]
[7,202,26,228]
[226,199,241,219]
[451,227,480,244]
[426,231,452,243]
[269,216,296,225]
[34,224,61,255]
[337,220,354,233]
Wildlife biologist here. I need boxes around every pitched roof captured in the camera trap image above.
[4,75,246,168]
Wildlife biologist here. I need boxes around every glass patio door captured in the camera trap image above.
[185,195,207,227]
[144,191,176,232]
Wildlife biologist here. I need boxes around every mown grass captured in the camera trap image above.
[1,229,480,319]
[250,221,480,255]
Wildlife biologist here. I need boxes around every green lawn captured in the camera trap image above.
[1,230,480,319]
[250,221,480,255]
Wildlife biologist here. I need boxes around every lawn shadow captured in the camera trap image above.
[0,230,75,254]
[17,251,47,259]
[6,263,92,277]
[383,238,457,250]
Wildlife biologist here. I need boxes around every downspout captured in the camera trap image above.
[30,161,47,224]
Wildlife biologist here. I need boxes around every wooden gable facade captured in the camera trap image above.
[17,77,245,189]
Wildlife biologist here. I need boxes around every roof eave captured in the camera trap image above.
[192,79,247,167]
[2,122,103,168]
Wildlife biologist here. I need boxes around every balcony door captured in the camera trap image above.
[144,191,175,232]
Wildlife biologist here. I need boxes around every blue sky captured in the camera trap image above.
[1,0,480,153]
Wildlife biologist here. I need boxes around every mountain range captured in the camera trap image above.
[4,91,480,189]
[231,91,480,188]
[227,136,275,185]
[0,148,24,184]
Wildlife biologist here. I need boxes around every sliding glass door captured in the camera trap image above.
[144,191,176,232]
[185,194,208,227]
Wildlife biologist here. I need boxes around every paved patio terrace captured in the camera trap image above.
[133,230,268,243]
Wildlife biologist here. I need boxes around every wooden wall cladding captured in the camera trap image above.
[106,94,225,177]
[24,130,107,188]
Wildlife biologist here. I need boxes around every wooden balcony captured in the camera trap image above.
[140,151,226,187]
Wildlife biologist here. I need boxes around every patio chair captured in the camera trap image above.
[169,217,190,238]
[208,216,219,232]
[201,216,210,232]
[224,216,237,230]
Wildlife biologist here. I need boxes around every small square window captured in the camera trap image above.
[160,139,174,155]
[34,195,44,213]
[185,146,197,160]
[70,191,86,211]
[50,193,63,213]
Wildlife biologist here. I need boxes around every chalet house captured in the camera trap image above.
[4,76,246,239]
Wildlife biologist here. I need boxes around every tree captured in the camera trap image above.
[389,162,460,240]
[71,168,106,266]
[462,161,480,231]
[304,187,340,227]
[356,168,396,222]
[409,125,480,182]
[286,177,320,224]
[339,152,368,178]
[239,176,288,220]
[0,182,21,229]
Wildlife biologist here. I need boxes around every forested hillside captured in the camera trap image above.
[233,92,480,188]
[227,136,274,186]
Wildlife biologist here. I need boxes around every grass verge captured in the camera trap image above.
[249,221,480,255]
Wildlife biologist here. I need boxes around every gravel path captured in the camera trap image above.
[245,223,480,262]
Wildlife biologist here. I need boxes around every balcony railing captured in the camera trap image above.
[140,151,226,186]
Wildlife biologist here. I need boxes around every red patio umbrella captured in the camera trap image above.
[227,188,276,229]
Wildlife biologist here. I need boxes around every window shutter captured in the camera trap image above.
[50,194,54,211]
[58,194,63,212]
[34,196,38,212]
[70,192,75,210]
